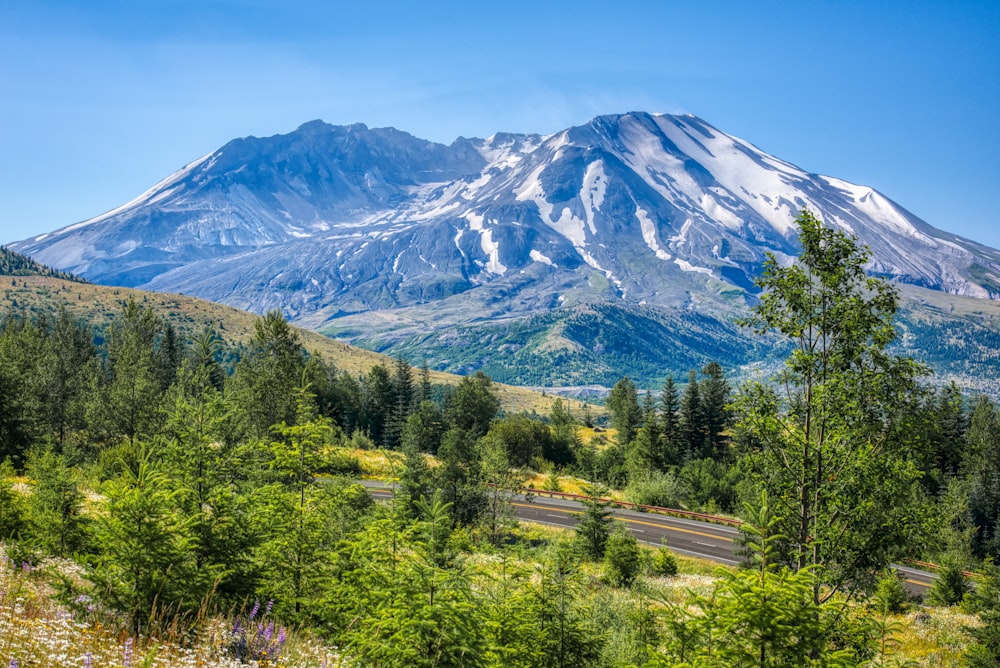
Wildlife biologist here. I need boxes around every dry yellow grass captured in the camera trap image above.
[0,275,579,414]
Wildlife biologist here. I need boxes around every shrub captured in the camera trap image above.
[604,526,642,587]
[651,546,678,577]
[870,569,909,614]
[625,470,686,509]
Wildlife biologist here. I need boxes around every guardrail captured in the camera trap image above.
[521,487,744,528]
[904,559,981,580]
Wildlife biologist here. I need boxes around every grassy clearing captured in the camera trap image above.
[0,551,341,668]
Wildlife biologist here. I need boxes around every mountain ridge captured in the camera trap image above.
[11,111,1000,388]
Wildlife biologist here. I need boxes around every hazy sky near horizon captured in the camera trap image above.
[1,1,998,247]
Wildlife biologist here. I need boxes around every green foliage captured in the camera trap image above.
[401,400,446,454]
[966,395,1000,561]
[478,434,525,546]
[91,449,197,630]
[485,414,551,467]
[576,484,614,561]
[444,371,501,440]
[23,447,89,558]
[0,245,85,281]
[0,458,24,539]
[651,491,863,667]
[651,545,678,577]
[229,309,307,439]
[88,298,169,444]
[871,569,910,615]
[608,377,641,446]
[735,209,926,601]
[624,469,686,509]
[925,560,968,607]
[603,525,642,587]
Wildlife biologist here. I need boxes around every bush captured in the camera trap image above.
[604,526,642,587]
[651,546,678,577]
[926,561,968,606]
[870,569,909,614]
[625,470,686,509]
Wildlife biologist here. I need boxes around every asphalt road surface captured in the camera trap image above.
[363,482,934,594]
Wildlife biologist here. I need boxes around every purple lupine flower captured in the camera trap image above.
[248,599,260,621]
[277,627,286,647]
[123,637,134,667]
[10,658,20,668]
[84,651,93,668]
[264,599,274,616]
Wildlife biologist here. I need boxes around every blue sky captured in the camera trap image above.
[1,1,998,247]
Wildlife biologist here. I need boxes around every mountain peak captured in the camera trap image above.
[11,111,1000,315]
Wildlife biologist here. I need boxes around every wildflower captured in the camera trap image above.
[124,637,134,667]
[265,599,274,616]
[248,599,260,621]
[10,659,20,668]
[84,652,93,668]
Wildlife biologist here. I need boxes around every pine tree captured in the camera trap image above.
[659,375,680,467]
[576,484,614,560]
[678,369,703,460]
[230,309,306,439]
[90,298,167,444]
[699,361,730,459]
[608,377,641,447]
[24,447,89,558]
[92,449,196,630]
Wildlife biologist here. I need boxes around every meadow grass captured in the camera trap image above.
[0,552,342,668]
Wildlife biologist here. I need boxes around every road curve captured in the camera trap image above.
[362,482,934,594]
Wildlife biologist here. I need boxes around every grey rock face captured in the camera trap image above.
[12,112,1000,336]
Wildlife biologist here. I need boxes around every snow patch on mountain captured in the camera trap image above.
[636,206,671,261]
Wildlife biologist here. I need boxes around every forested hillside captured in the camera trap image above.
[0,245,84,282]
[1,214,999,666]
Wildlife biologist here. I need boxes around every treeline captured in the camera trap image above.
[0,246,85,282]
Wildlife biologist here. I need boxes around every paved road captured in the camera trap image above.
[363,482,934,593]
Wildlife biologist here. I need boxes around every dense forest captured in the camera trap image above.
[1,214,999,666]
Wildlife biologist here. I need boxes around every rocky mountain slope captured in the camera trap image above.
[12,112,1000,388]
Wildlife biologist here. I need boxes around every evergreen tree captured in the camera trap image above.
[38,306,93,446]
[547,399,579,466]
[90,298,166,444]
[361,363,395,446]
[699,361,730,459]
[436,427,485,526]
[386,356,415,449]
[24,447,89,558]
[230,310,306,439]
[607,377,641,447]
[603,525,642,587]
[401,400,447,455]
[188,325,226,393]
[966,396,1000,560]
[92,449,196,630]
[419,359,433,403]
[576,484,614,561]
[659,375,681,467]
[163,374,255,600]
[444,371,501,440]
[678,369,703,460]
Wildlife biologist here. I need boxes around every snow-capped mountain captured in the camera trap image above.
[13,112,1000,386]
